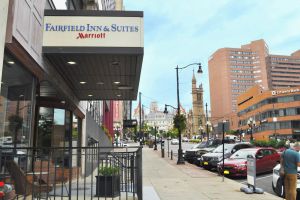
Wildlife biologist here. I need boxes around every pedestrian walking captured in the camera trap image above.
[281,142,300,200]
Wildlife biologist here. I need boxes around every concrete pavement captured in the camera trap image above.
[143,147,281,200]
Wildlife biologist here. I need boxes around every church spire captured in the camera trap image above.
[192,70,196,85]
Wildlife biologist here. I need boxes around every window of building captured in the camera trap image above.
[0,52,36,148]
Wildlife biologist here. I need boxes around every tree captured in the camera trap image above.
[167,128,179,138]
[173,114,187,132]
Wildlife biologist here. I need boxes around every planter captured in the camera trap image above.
[95,175,120,197]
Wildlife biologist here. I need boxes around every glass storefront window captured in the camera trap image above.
[0,53,35,148]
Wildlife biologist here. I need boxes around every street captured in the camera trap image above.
[159,141,276,197]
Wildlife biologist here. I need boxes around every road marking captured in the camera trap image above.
[256,174,273,181]
[239,174,273,184]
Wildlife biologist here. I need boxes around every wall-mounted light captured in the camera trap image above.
[67,61,76,65]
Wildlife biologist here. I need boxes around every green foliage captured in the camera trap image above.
[226,130,238,135]
[99,166,120,176]
[189,139,201,143]
[173,114,187,131]
[167,128,178,138]
[252,139,287,149]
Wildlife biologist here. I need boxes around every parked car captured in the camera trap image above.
[199,143,253,170]
[182,137,189,142]
[185,139,223,164]
[171,139,179,145]
[272,162,300,198]
[217,147,280,177]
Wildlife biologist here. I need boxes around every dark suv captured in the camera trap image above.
[184,139,224,164]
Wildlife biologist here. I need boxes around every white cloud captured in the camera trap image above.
[126,0,300,111]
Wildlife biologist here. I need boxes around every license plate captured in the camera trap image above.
[204,162,208,165]
[224,170,230,175]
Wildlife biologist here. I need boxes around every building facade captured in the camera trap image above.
[191,73,206,136]
[266,51,300,89]
[209,39,300,127]
[144,102,174,132]
[237,85,300,141]
[0,0,143,154]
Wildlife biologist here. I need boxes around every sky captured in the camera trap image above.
[124,0,300,113]
[52,0,300,114]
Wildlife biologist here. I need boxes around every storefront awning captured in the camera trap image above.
[42,10,143,100]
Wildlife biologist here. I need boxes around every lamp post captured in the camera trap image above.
[247,117,256,142]
[175,63,202,164]
[205,103,209,140]
[154,126,157,150]
[139,92,142,146]
[273,103,277,140]
[222,120,227,182]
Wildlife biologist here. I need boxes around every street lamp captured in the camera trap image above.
[154,126,157,150]
[205,103,209,139]
[199,126,204,141]
[247,117,256,142]
[175,63,203,164]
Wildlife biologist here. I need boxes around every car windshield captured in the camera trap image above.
[193,142,207,149]
[230,149,256,159]
[213,144,235,153]
[207,140,215,146]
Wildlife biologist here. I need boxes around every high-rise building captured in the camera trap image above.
[266,50,300,89]
[191,72,206,135]
[209,39,300,126]
[101,0,116,10]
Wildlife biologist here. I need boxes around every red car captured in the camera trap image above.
[217,147,280,177]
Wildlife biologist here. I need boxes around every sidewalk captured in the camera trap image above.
[143,147,281,200]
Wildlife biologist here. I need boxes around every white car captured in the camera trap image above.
[272,164,300,197]
[182,137,189,142]
[171,139,179,145]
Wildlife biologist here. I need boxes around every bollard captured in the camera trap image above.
[171,150,173,160]
[161,141,165,158]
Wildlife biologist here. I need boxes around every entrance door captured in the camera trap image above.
[37,107,67,149]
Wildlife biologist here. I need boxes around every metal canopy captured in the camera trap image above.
[42,10,144,100]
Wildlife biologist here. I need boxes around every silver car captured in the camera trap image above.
[171,139,179,145]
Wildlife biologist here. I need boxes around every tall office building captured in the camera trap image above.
[101,0,116,10]
[266,51,300,89]
[209,39,300,124]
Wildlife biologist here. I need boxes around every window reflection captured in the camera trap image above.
[0,53,35,148]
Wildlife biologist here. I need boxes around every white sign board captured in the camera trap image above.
[43,16,144,48]
[247,156,256,187]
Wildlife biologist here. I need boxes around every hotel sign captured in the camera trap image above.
[43,16,144,48]
[271,88,300,96]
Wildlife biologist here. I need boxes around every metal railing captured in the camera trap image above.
[0,146,143,200]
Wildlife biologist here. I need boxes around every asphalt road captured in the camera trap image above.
[158,141,277,197]
[232,172,275,195]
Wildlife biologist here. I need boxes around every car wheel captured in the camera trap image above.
[272,181,276,192]
[275,178,285,197]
